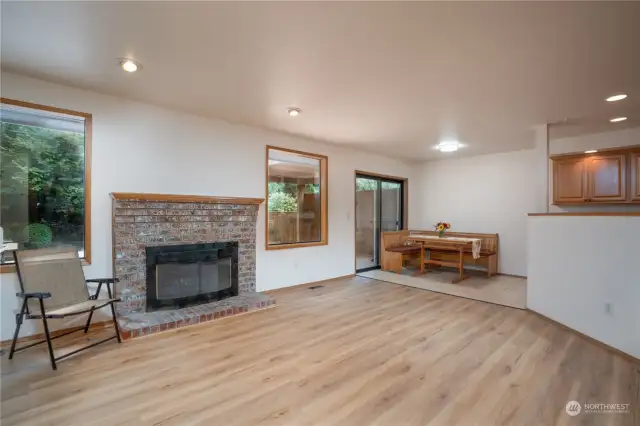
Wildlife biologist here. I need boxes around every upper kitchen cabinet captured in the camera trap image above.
[631,151,640,202]
[586,153,626,202]
[552,147,639,205]
[553,157,587,204]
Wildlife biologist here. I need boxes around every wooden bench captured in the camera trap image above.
[409,231,499,277]
[381,230,422,273]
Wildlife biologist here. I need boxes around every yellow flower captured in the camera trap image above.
[437,224,445,232]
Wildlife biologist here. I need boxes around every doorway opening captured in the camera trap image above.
[355,172,406,272]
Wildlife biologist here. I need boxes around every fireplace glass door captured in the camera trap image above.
[146,242,238,312]
[155,258,232,300]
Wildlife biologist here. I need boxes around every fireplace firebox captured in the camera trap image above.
[145,242,239,312]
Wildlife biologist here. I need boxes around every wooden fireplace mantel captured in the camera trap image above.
[110,192,265,205]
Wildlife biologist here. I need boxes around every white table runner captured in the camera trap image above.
[409,235,483,259]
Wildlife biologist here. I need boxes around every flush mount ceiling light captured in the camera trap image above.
[610,117,627,123]
[585,150,598,154]
[436,141,461,153]
[288,107,301,117]
[606,94,627,102]
[119,58,140,73]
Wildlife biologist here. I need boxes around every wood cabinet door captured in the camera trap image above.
[587,154,627,202]
[553,158,587,204]
[631,152,640,201]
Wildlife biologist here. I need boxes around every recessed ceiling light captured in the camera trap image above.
[585,150,598,154]
[288,107,301,117]
[436,141,461,153]
[119,59,140,73]
[606,94,627,102]
[610,117,627,123]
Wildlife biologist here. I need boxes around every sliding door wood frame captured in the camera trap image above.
[354,171,409,273]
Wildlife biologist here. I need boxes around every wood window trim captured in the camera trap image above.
[0,98,92,273]
[265,145,328,250]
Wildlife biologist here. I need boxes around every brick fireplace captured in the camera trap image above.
[110,193,275,340]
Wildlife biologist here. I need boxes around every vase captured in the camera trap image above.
[439,230,445,238]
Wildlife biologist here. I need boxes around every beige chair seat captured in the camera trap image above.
[44,299,119,317]
[11,246,122,370]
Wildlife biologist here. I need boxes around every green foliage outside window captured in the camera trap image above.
[267,191,298,212]
[267,182,319,212]
[0,121,85,251]
[356,179,400,191]
[23,223,54,248]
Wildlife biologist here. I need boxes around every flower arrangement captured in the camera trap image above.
[434,221,451,238]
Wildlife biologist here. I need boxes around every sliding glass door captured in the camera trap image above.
[355,176,380,271]
[355,174,404,272]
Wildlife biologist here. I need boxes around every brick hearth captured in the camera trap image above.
[117,293,275,341]
[110,193,274,340]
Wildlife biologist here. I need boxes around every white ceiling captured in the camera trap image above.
[2,1,640,161]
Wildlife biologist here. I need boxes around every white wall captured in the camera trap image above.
[527,216,640,358]
[550,127,640,156]
[531,125,550,213]
[411,126,640,278]
[0,72,419,340]
[413,149,538,276]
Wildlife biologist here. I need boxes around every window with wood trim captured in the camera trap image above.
[266,146,327,250]
[0,98,91,269]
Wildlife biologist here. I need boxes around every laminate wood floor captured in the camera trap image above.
[1,276,638,426]
[358,269,527,309]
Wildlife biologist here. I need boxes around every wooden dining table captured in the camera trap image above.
[408,235,477,283]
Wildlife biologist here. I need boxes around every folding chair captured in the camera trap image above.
[8,247,121,370]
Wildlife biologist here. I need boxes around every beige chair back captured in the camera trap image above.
[15,247,89,312]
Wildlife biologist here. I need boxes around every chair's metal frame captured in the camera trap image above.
[8,250,122,370]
